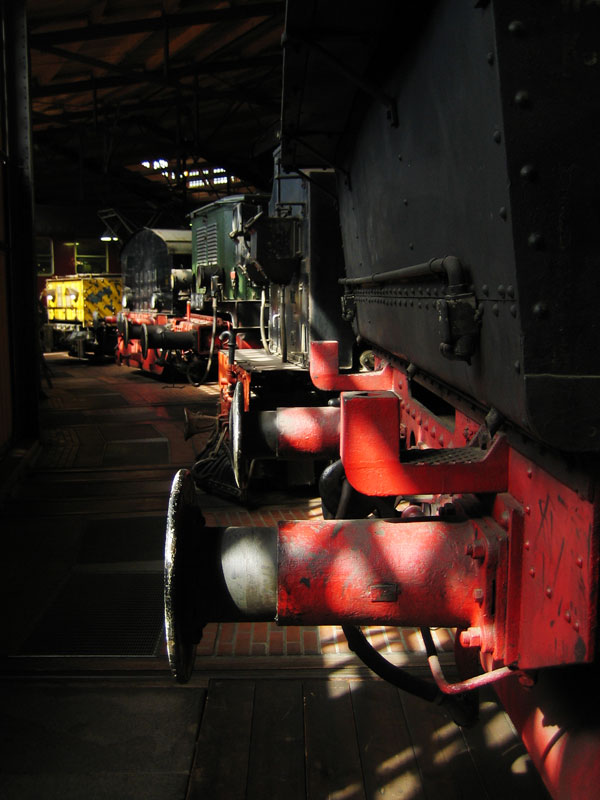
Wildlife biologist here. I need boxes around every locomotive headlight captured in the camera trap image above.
[150,292,164,311]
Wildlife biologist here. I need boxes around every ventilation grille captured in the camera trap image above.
[195,222,218,267]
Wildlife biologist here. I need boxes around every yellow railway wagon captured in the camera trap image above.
[45,274,122,326]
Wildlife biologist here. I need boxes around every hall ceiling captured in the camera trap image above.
[27,0,285,227]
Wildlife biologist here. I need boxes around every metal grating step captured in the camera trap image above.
[19,572,164,657]
[401,446,488,466]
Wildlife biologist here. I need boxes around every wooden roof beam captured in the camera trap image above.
[30,54,281,98]
[29,3,284,47]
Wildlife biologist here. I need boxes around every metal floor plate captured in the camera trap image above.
[102,440,169,466]
[19,572,164,657]
[78,517,166,563]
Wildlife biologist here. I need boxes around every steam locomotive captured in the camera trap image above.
[164,3,600,798]
[115,209,263,380]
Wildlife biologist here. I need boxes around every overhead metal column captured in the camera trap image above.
[2,0,40,444]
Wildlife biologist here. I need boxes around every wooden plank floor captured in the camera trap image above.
[0,355,552,800]
[188,678,551,800]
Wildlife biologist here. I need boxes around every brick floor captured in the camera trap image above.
[198,619,455,658]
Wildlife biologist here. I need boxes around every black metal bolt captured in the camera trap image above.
[514,90,531,107]
[499,206,508,220]
[533,301,548,318]
[508,20,527,35]
[528,232,545,249]
[520,163,537,181]
[493,130,502,143]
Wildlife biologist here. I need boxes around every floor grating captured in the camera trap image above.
[78,517,166,563]
[19,572,164,657]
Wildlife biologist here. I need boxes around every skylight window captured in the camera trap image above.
[138,159,242,194]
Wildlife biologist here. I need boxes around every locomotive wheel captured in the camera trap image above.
[164,469,206,683]
[229,381,249,490]
[140,323,149,360]
[123,316,131,347]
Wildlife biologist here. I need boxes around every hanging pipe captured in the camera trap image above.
[279,286,287,362]
[187,297,218,386]
[420,627,516,694]
[259,288,271,353]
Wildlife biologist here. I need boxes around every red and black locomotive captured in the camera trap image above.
[165,4,600,798]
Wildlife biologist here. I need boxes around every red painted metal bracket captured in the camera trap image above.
[340,390,509,496]
[115,336,166,376]
[218,350,252,415]
[500,451,598,669]
[310,340,394,391]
